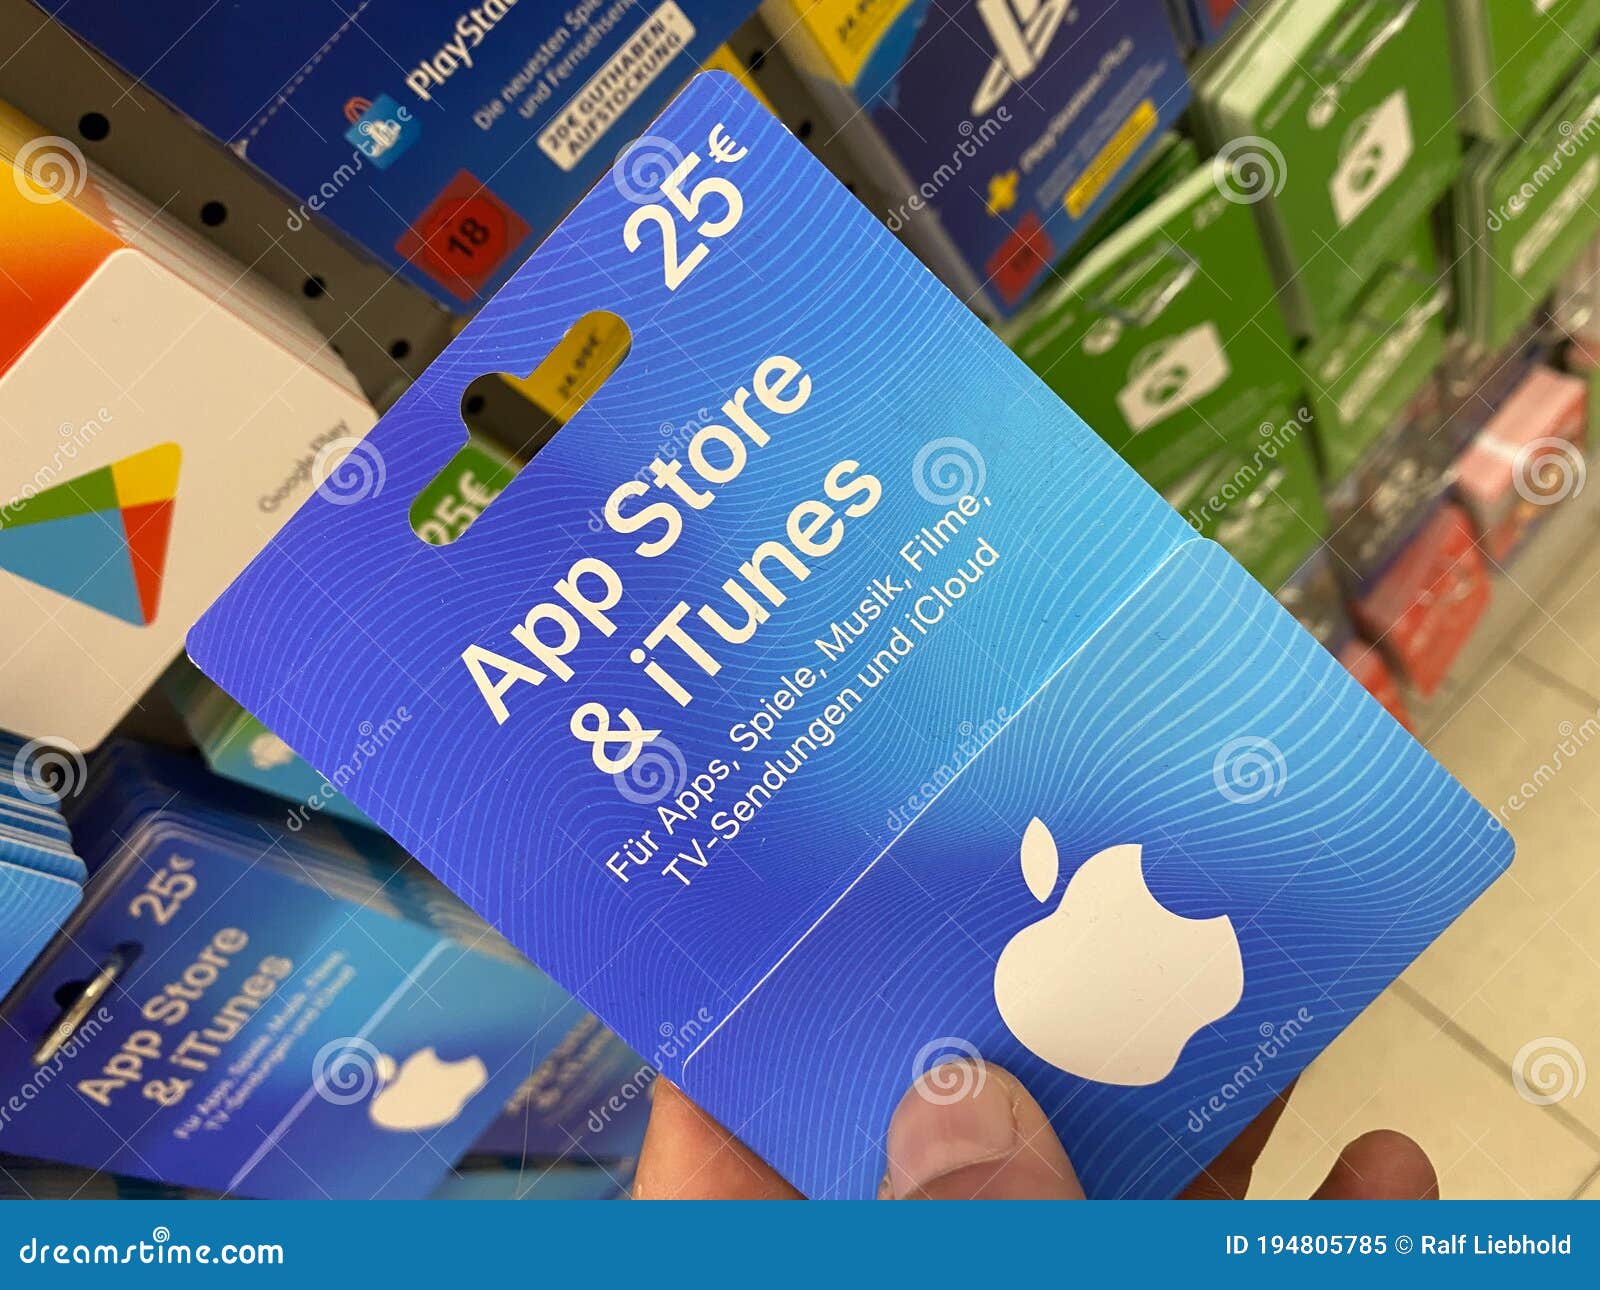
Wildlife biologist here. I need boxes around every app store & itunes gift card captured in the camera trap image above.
[188,75,1513,1198]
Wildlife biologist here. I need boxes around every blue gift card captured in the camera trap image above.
[188,74,1512,1196]
[0,746,614,1199]
[52,0,758,310]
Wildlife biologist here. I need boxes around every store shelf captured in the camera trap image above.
[0,0,453,401]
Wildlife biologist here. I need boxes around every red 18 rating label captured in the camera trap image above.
[396,170,531,302]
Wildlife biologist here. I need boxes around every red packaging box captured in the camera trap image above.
[1351,504,1490,698]
[1454,367,1588,563]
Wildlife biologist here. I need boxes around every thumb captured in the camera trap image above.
[880,1059,1084,1199]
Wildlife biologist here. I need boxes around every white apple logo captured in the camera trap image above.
[993,820,1244,1086]
[367,1048,488,1132]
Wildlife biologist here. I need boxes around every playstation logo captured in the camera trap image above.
[343,93,420,170]
[972,0,1074,116]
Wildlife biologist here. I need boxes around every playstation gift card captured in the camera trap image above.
[187,75,1514,1198]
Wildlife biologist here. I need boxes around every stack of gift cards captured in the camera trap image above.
[1195,0,1460,339]
[0,741,641,1198]
[0,731,87,1003]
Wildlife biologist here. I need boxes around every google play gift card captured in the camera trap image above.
[188,74,1513,1198]
[0,120,374,748]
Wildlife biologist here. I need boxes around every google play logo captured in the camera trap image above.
[0,444,179,626]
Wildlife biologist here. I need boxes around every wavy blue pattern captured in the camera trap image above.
[187,77,1507,1198]
[682,543,1511,1197]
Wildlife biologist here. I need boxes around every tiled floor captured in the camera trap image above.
[1250,496,1600,1199]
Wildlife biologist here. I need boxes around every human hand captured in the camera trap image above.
[632,1061,1438,1200]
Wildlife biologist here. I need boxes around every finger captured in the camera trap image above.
[880,1060,1085,1199]
[632,1079,801,1199]
[1179,1087,1293,1200]
[1311,1129,1439,1200]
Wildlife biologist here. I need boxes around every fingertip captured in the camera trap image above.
[1314,1129,1439,1200]
[882,1060,1084,1199]
[634,1077,801,1200]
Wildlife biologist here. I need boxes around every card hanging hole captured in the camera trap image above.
[410,310,632,546]
[35,943,140,1067]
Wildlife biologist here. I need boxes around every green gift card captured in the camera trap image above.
[1163,408,1328,593]
[408,434,525,546]
[1448,0,1600,139]
[1007,166,1299,492]
[1300,222,1448,482]
[1197,0,1461,338]
[1456,58,1600,350]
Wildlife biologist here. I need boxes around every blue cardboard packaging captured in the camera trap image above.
[763,0,1191,315]
[188,74,1513,1197]
[48,0,758,311]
